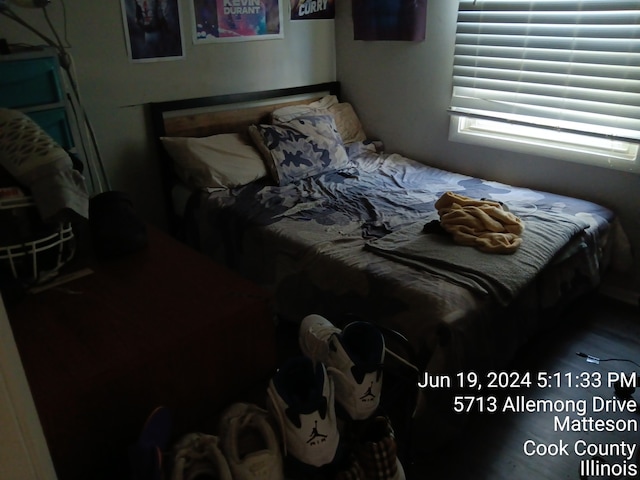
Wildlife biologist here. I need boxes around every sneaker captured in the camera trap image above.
[267,356,340,468]
[299,314,385,420]
[354,416,405,480]
[129,406,172,480]
[218,402,283,480]
[170,432,232,480]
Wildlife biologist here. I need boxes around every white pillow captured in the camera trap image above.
[160,133,268,189]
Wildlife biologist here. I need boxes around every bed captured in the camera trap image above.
[149,81,624,447]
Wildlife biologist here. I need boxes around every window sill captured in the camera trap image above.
[449,116,640,174]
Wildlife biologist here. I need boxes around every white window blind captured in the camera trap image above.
[450,0,640,143]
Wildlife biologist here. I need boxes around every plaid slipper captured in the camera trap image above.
[354,416,405,480]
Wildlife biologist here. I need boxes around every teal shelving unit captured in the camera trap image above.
[0,47,75,151]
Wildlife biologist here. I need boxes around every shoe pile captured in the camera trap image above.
[129,314,405,480]
[266,313,406,480]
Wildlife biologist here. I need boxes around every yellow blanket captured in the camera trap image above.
[434,191,524,254]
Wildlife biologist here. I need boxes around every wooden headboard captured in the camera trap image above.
[148,81,341,234]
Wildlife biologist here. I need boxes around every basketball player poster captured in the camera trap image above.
[191,0,284,43]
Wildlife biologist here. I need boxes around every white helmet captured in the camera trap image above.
[0,186,75,286]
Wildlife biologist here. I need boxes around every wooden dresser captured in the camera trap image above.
[6,226,277,480]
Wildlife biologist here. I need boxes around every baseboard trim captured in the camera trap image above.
[599,284,640,308]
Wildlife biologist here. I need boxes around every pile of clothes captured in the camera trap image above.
[434,191,524,254]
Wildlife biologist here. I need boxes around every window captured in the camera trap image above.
[449,0,640,172]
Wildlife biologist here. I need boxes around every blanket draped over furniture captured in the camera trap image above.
[149,82,628,450]
[0,108,88,222]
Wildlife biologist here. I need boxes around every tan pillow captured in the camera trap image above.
[161,133,268,189]
[328,102,367,144]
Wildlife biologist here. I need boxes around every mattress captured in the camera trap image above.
[188,141,618,380]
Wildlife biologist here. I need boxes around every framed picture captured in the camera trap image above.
[120,0,185,62]
[191,0,284,43]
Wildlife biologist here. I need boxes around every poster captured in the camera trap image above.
[191,0,284,43]
[352,0,427,41]
[290,0,335,20]
[121,0,185,62]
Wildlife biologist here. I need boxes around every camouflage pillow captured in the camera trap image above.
[248,114,350,186]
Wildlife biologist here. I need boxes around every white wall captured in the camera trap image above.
[336,0,640,291]
[1,1,336,227]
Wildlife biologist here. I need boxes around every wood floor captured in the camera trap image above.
[408,295,640,480]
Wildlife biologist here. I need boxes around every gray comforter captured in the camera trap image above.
[193,142,617,380]
[365,210,588,306]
